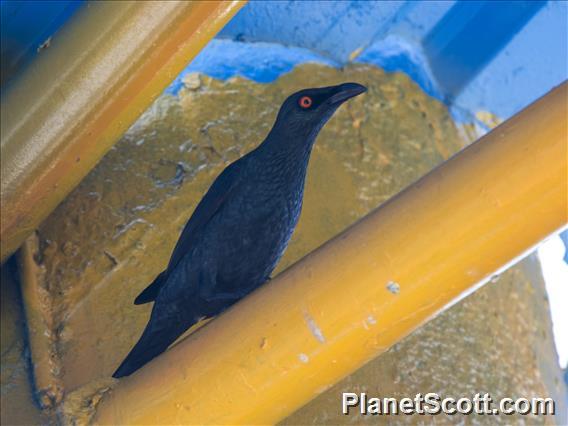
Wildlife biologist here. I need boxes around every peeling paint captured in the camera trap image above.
[386,281,400,295]
[362,315,378,330]
[284,256,565,425]
[303,311,326,344]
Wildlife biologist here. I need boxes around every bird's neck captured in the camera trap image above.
[253,127,317,188]
[263,117,320,156]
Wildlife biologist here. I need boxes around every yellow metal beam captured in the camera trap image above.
[94,82,567,425]
[0,0,245,262]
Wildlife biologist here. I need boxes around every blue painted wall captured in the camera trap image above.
[219,0,408,63]
[455,1,567,118]
[423,1,545,100]
[214,0,567,121]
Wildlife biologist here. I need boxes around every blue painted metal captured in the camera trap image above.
[219,0,409,63]
[0,0,85,87]
[455,1,567,119]
[213,0,567,121]
[423,0,545,101]
[356,34,440,100]
[185,1,453,101]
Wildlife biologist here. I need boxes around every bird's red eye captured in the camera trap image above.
[299,96,313,109]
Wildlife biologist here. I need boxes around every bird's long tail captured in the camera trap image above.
[113,306,196,378]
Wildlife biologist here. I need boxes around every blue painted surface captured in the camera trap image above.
[0,0,85,86]
[166,39,337,95]
[219,1,406,63]
[455,1,567,119]
[186,1,455,103]
[384,1,455,43]
[423,0,545,101]
[215,0,567,121]
[356,34,440,100]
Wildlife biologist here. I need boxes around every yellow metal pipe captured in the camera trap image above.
[0,0,245,262]
[94,82,567,425]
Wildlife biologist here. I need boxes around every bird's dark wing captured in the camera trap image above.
[134,161,242,305]
[167,163,241,272]
[133,271,167,305]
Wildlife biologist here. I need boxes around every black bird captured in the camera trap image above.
[113,82,367,378]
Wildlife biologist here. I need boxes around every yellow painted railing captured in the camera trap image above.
[0,0,245,262]
[94,83,567,425]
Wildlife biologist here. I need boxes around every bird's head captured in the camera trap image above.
[270,82,367,143]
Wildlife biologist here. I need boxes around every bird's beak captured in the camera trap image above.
[328,82,367,105]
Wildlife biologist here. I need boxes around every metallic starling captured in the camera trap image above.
[113,82,367,378]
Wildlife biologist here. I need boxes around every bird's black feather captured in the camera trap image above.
[134,163,240,305]
[133,271,166,305]
[113,82,367,378]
